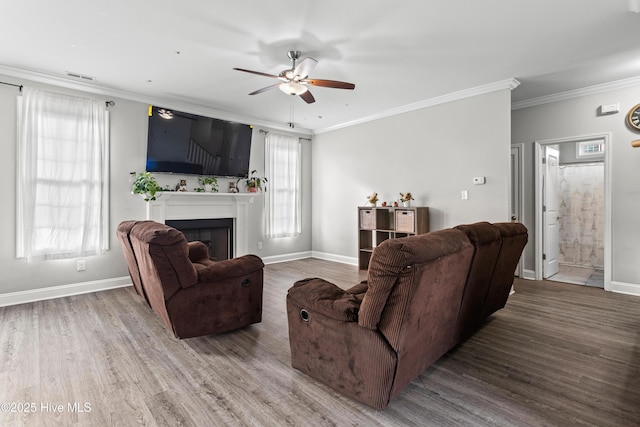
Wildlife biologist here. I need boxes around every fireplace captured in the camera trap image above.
[145,192,253,257]
[166,218,234,261]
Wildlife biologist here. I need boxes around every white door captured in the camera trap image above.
[543,146,560,278]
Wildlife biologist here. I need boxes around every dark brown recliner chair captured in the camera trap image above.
[287,229,475,410]
[119,220,264,339]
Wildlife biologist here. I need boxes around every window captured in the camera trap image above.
[265,133,301,238]
[577,139,605,158]
[17,88,109,262]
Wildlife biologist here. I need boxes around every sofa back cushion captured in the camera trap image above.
[483,222,528,317]
[130,221,198,295]
[116,220,148,303]
[453,222,502,341]
[360,229,473,347]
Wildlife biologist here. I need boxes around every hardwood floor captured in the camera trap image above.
[1,258,639,426]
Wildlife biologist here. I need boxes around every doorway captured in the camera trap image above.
[534,134,611,290]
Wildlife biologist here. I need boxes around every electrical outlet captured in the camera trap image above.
[461,190,468,200]
[257,242,263,250]
[76,259,86,271]
[473,177,486,185]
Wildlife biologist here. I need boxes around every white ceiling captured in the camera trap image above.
[1,0,640,132]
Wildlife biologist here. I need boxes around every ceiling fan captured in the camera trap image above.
[233,51,355,104]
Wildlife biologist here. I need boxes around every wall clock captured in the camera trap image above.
[626,103,640,130]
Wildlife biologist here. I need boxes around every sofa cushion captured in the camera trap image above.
[187,241,210,262]
[116,220,147,302]
[453,222,502,341]
[131,221,198,290]
[359,228,472,330]
[483,222,528,317]
[194,254,264,283]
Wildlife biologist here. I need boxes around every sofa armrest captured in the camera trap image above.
[287,278,361,322]
[193,254,264,282]
[187,241,209,262]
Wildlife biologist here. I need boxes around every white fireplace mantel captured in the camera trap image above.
[145,192,259,257]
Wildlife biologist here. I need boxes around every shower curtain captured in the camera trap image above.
[558,162,604,268]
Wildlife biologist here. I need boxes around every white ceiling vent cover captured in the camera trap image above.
[65,71,96,82]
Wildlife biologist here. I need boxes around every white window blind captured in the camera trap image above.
[265,132,301,238]
[16,88,110,262]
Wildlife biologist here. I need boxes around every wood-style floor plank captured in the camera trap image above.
[1,258,639,426]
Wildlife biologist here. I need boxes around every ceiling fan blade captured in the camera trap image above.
[305,79,355,90]
[300,90,315,104]
[233,67,280,79]
[294,57,318,79]
[249,83,280,95]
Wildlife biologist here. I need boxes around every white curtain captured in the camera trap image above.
[17,88,109,262]
[265,133,301,238]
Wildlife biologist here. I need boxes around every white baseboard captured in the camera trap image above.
[262,251,313,265]
[262,251,358,266]
[522,269,536,280]
[611,281,640,297]
[0,276,132,307]
[0,253,349,307]
[311,251,358,266]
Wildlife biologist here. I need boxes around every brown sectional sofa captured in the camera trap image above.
[286,222,527,409]
[117,220,264,339]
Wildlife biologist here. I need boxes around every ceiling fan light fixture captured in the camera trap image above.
[279,82,308,96]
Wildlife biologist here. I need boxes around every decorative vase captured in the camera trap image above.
[249,187,258,193]
[402,200,411,207]
[204,184,213,192]
[369,201,377,207]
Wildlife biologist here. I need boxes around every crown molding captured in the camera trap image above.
[512,75,640,110]
[313,78,520,135]
[0,64,312,135]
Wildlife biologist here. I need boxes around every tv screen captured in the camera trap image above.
[146,106,253,178]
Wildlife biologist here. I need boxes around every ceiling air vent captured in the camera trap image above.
[65,71,96,82]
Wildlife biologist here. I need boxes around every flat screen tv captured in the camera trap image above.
[146,106,253,178]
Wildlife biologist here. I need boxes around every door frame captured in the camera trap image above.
[534,133,612,290]
[510,143,525,277]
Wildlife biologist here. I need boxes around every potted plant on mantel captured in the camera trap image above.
[237,170,268,192]
[198,176,219,193]
[130,171,162,201]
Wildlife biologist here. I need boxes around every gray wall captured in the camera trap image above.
[311,89,513,260]
[512,85,640,288]
[0,74,312,296]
